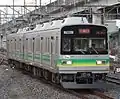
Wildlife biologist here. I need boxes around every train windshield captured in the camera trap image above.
[61,25,108,55]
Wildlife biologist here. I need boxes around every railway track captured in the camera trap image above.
[89,90,114,99]
[106,61,120,84]
[106,74,120,85]
[73,89,114,99]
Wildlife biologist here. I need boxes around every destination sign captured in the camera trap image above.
[64,31,74,34]
[79,29,90,34]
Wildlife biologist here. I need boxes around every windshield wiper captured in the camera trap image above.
[75,49,85,54]
[80,50,85,54]
[91,47,99,54]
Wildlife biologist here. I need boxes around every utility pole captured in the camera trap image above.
[35,0,37,9]
[13,0,15,19]
[24,0,26,15]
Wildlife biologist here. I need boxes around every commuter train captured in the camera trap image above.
[7,17,110,89]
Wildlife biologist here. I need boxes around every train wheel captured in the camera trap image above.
[38,68,43,78]
[52,73,55,83]
[43,70,48,80]
[52,73,60,84]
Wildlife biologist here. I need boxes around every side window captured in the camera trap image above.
[43,37,45,53]
[41,37,43,53]
[25,38,28,52]
[7,40,9,52]
[11,39,13,52]
[16,39,18,51]
[51,36,54,54]
[7,40,10,53]
[28,38,33,52]
[19,39,21,51]
[10,40,12,52]
[48,38,50,53]
[45,37,50,53]
[45,37,47,52]
[35,37,40,52]
[12,39,15,52]
[55,37,58,54]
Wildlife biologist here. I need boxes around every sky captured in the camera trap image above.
[0,0,56,5]
[0,0,57,23]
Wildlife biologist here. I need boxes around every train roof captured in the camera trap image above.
[34,17,88,30]
[16,17,106,34]
[16,17,88,33]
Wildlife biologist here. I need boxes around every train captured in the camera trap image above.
[7,17,110,89]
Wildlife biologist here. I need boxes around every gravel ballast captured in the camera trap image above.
[0,64,80,99]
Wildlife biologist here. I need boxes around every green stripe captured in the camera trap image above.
[57,59,109,67]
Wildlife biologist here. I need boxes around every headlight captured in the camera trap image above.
[96,60,102,65]
[66,61,72,64]
[61,60,72,65]
[96,60,106,65]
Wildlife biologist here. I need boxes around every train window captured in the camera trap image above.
[51,42,53,54]
[46,37,47,52]
[28,39,33,51]
[55,37,58,54]
[48,38,50,52]
[62,38,71,52]
[16,39,18,51]
[25,38,28,51]
[73,38,88,52]
[35,38,40,52]
[18,40,21,50]
[91,38,105,49]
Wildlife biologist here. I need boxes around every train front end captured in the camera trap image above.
[57,24,110,88]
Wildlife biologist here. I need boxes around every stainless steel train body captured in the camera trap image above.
[7,17,110,89]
